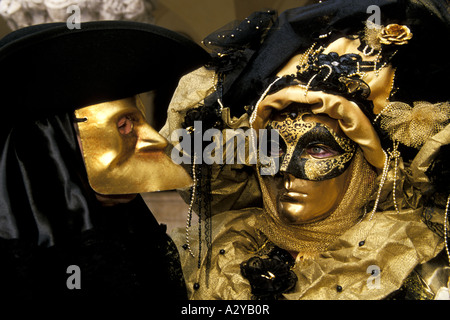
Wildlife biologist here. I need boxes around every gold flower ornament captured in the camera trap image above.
[364,22,413,50]
[379,24,413,45]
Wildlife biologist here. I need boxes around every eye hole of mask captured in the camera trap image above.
[271,123,356,180]
[297,125,346,156]
[268,105,357,180]
[117,112,143,135]
[267,137,343,160]
[117,115,134,135]
[304,144,340,159]
[267,122,347,163]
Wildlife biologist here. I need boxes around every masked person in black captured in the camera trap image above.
[0,21,208,300]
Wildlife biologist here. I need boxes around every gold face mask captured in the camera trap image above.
[269,106,356,181]
[262,106,359,226]
[74,96,192,195]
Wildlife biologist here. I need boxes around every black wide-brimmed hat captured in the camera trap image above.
[0,20,209,139]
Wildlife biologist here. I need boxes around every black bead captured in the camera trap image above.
[193,283,200,290]
[336,285,343,292]
[182,244,188,250]
[358,240,365,247]
[219,249,225,255]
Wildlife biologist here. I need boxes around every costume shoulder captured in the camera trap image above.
[171,208,265,300]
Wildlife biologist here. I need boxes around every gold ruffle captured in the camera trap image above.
[160,67,216,140]
[285,205,442,299]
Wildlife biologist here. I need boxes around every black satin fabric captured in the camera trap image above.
[0,112,187,301]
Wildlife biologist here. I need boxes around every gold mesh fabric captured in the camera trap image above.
[379,101,450,148]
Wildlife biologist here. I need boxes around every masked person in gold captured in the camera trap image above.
[163,0,450,299]
[0,21,208,300]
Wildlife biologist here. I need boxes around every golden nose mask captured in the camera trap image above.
[74,96,192,195]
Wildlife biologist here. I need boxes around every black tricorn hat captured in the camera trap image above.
[0,20,209,139]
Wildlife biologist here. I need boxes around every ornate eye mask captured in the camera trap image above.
[269,107,356,181]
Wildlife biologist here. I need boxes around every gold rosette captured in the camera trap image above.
[379,24,413,45]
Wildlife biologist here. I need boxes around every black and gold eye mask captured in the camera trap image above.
[269,107,356,181]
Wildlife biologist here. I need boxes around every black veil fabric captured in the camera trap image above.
[0,111,187,300]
